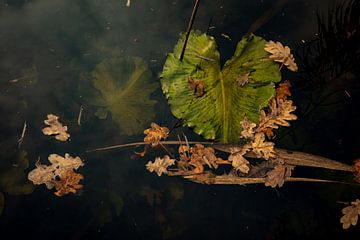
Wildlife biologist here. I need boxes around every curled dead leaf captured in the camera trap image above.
[235,73,250,87]
[228,152,250,173]
[144,122,169,147]
[188,76,205,97]
[251,133,276,160]
[146,155,175,176]
[340,199,360,229]
[265,163,294,188]
[353,159,360,183]
[42,114,70,141]
[240,117,257,139]
[53,170,84,197]
[264,40,298,72]
[276,80,291,102]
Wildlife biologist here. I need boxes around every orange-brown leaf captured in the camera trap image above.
[53,170,84,197]
[188,76,205,97]
[276,80,292,102]
[144,122,169,147]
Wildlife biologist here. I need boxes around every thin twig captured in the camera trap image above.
[179,0,201,61]
[17,121,27,148]
[77,105,83,126]
[85,140,213,152]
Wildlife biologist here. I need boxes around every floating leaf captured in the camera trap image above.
[265,163,294,187]
[240,117,257,139]
[276,80,291,102]
[146,155,175,176]
[144,122,169,147]
[264,41,298,72]
[81,56,157,136]
[235,73,250,87]
[28,153,84,196]
[228,152,250,173]
[161,31,281,143]
[251,132,276,160]
[53,170,84,197]
[42,114,70,141]
[340,199,360,229]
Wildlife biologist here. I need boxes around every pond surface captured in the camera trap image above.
[0,0,359,239]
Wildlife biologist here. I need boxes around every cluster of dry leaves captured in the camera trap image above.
[143,39,299,188]
[28,153,84,196]
[28,114,84,196]
[143,81,297,188]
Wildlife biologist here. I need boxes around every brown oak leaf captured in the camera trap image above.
[340,199,360,229]
[251,133,276,160]
[276,80,292,102]
[188,76,205,97]
[53,170,84,197]
[144,122,169,147]
[42,114,70,141]
[265,163,294,188]
[228,152,250,173]
[146,155,175,176]
[240,117,257,139]
[264,40,298,72]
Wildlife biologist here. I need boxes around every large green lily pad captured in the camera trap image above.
[161,30,281,143]
[81,56,158,136]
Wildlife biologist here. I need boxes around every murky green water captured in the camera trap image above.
[0,0,359,239]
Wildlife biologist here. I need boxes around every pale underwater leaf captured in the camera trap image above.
[82,56,158,136]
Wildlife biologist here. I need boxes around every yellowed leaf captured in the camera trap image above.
[251,132,275,160]
[146,155,175,176]
[264,40,298,72]
[340,199,360,229]
[42,114,70,141]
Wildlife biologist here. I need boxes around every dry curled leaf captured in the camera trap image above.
[235,73,250,87]
[251,133,276,160]
[144,122,169,147]
[42,114,70,141]
[53,170,83,197]
[276,80,291,102]
[188,76,205,97]
[264,40,298,72]
[265,163,294,188]
[146,155,175,176]
[340,199,360,229]
[228,152,250,173]
[258,98,297,131]
[240,117,257,139]
[28,153,84,196]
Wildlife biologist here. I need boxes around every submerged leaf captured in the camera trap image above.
[161,30,281,143]
[265,163,294,188]
[81,56,157,135]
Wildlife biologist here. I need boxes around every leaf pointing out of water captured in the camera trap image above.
[161,30,281,143]
[81,56,158,136]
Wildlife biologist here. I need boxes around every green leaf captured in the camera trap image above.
[81,56,158,136]
[161,30,281,143]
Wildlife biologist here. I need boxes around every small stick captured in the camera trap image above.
[179,0,201,61]
[77,105,83,126]
[17,121,27,148]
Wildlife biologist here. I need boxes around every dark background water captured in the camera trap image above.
[0,0,359,239]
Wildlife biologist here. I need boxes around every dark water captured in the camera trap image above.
[0,0,359,239]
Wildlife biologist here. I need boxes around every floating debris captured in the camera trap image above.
[42,114,70,141]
